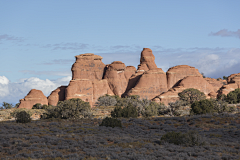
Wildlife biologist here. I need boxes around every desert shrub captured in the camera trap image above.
[111,104,138,118]
[168,100,188,116]
[1,102,13,109]
[41,98,92,119]
[178,88,206,105]
[11,108,32,118]
[99,117,122,128]
[32,103,49,109]
[161,130,205,146]
[95,94,117,107]
[225,88,240,104]
[209,98,228,113]
[191,99,216,115]
[15,111,31,123]
[142,101,165,117]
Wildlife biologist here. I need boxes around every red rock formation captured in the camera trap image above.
[154,76,215,105]
[66,54,114,107]
[217,73,240,96]
[140,48,158,70]
[71,53,105,80]
[127,68,168,100]
[48,86,67,106]
[103,61,129,96]
[18,89,48,109]
[166,65,202,89]
[205,78,225,92]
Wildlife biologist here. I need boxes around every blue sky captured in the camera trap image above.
[0,0,240,104]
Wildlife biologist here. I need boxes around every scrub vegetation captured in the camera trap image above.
[0,89,240,159]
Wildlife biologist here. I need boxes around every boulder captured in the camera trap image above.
[48,86,67,106]
[166,65,202,89]
[71,53,105,80]
[127,68,168,100]
[18,89,48,109]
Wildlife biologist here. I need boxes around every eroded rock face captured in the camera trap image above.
[205,78,225,92]
[48,86,67,106]
[154,76,215,105]
[139,48,157,70]
[103,61,129,96]
[18,89,48,109]
[166,65,202,89]
[71,53,105,80]
[65,79,114,107]
[127,69,168,100]
[218,73,240,96]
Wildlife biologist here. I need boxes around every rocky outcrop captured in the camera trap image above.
[166,65,202,89]
[205,78,226,92]
[127,68,168,100]
[71,53,105,80]
[139,48,158,70]
[103,61,128,96]
[217,73,240,96]
[18,48,233,109]
[48,86,67,106]
[66,54,114,107]
[18,89,48,109]
[154,76,216,105]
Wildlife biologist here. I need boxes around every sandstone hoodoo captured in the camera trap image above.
[18,89,48,109]
[18,48,235,109]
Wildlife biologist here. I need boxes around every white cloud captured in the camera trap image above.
[0,76,71,104]
[209,29,240,39]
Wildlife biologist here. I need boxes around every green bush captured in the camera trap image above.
[99,117,122,128]
[142,101,165,117]
[32,103,49,109]
[1,102,13,109]
[41,98,92,119]
[178,88,206,105]
[111,104,138,118]
[191,99,216,115]
[15,111,31,123]
[95,94,117,107]
[225,88,240,104]
[168,100,188,116]
[161,130,205,146]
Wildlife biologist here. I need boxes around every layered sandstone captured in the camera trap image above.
[48,86,67,106]
[205,78,226,92]
[218,73,240,96]
[103,61,135,96]
[71,53,105,80]
[127,68,168,100]
[66,54,114,107]
[154,76,216,105]
[139,48,157,70]
[18,89,48,109]
[166,65,202,89]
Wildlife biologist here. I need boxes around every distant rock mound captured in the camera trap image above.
[18,89,48,109]
[166,65,202,89]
